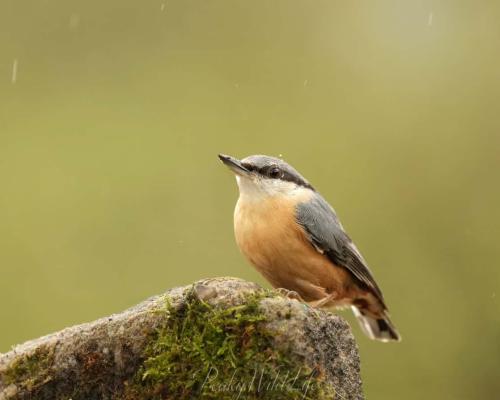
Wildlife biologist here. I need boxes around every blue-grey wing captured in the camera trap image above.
[296,194,385,302]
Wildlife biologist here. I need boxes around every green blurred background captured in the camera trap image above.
[1,0,499,398]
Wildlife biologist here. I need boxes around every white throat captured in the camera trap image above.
[235,175,311,203]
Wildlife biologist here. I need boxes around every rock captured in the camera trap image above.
[0,277,364,399]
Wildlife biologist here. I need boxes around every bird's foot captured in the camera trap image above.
[275,288,304,302]
[308,292,337,309]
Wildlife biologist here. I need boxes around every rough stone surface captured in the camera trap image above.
[0,277,364,399]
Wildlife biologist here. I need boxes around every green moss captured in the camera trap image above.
[123,287,335,399]
[4,345,54,391]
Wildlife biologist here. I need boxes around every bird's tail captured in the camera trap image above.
[352,306,401,342]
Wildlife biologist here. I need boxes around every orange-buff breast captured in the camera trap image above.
[234,193,354,302]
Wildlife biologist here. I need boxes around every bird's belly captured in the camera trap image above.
[234,196,352,301]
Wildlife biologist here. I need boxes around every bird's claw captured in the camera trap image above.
[275,288,304,302]
[308,292,338,309]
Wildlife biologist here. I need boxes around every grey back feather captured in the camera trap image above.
[296,194,385,304]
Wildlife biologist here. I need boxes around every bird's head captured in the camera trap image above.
[218,154,314,201]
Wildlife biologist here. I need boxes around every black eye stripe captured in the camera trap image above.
[283,171,314,190]
[244,162,315,191]
[257,165,274,175]
[241,163,254,171]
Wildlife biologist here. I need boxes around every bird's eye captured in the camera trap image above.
[268,167,283,179]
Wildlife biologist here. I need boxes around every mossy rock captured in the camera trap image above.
[0,277,363,400]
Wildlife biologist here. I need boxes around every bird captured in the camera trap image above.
[218,153,401,342]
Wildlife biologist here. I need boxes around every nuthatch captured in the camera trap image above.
[219,154,401,342]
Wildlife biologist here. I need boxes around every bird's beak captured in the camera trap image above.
[218,154,251,177]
